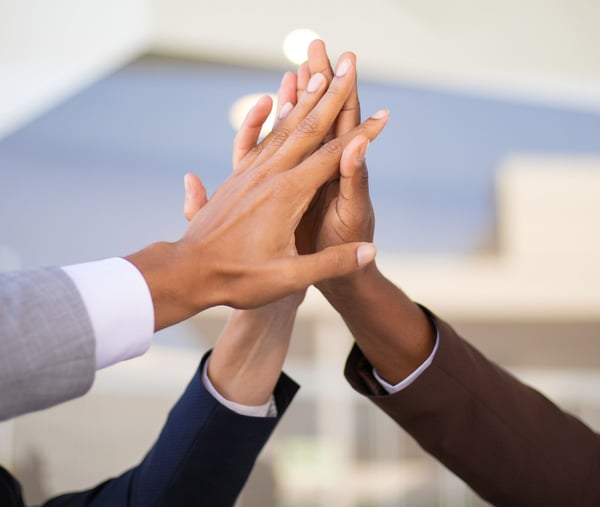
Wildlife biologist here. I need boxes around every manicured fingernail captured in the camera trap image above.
[357,244,377,267]
[278,102,293,120]
[335,58,352,77]
[307,73,325,93]
[356,140,369,165]
[370,109,389,119]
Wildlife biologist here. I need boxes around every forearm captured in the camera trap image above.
[346,317,600,506]
[320,264,435,384]
[207,295,302,407]
[42,354,300,507]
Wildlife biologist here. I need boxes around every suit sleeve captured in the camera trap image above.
[0,268,96,421]
[42,352,299,507]
[344,309,600,507]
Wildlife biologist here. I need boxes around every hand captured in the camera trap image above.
[184,172,306,311]
[184,175,302,406]
[289,42,435,383]
[285,41,382,290]
[126,54,388,331]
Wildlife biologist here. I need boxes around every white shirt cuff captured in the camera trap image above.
[202,359,277,418]
[62,258,154,370]
[373,327,440,394]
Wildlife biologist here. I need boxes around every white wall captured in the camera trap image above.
[2,0,600,141]
[0,0,150,138]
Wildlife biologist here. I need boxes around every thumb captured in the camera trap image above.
[184,173,208,222]
[339,135,369,206]
[287,242,377,290]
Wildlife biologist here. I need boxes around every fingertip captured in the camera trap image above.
[278,102,293,121]
[356,243,377,267]
[370,109,390,120]
[340,135,369,177]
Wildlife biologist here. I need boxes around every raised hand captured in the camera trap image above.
[126,53,389,331]
[292,41,384,285]
[183,174,302,407]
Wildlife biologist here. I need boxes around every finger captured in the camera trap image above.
[307,39,338,144]
[288,108,389,193]
[282,242,377,291]
[264,53,357,170]
[307,39,334,83]
[335,58,361,137]
[338,134,370,205]
[274,72,297,128]
[248,68,331,168]
[232,94,273,170]
[184,173,208,221]
[296,61,310,100]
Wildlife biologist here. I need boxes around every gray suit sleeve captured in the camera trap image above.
[0,267,95,421]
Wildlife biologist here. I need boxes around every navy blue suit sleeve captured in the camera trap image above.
[42,352,299,507]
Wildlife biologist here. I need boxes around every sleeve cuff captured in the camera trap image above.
[61,257,154,370]
[201,358,277,418]
[373,326,440,394]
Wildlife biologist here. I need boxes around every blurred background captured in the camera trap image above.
[1,1,600,505]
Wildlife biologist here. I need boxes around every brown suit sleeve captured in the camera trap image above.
[344,310,600,507]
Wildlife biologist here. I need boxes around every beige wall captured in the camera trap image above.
[3,0,600,139]
[4,156,600,507]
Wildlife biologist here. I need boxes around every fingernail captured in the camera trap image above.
[335,58,352,77]
[307,73,325,93]
[357,244,377,267]
[370,109,389,119]
[278,102,293,120]
[184,174,190,194]
[356,140,369,165]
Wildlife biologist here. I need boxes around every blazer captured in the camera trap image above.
[0,352,299,507]
[344,310,600,507]
[0,268,96,421]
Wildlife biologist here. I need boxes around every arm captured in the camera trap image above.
[37,353,298,507]
[344,309,600,507]
[0,268,95,421]
[0,56,387,420]
[21,131,311,507]
[38,267,303,507]
[303,40,600,506]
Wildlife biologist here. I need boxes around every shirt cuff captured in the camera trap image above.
[373,326,440,394]
[61,258,154,370]
[202,359,277,417]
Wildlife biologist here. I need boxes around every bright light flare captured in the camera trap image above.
[229,93,277,137]
[283,29,320,65]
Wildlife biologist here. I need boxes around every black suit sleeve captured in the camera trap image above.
[1,351,298,507]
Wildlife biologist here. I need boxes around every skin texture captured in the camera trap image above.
[280,40,437,383]
[184,176,303,407]
[125,53,389,332]
[175,42,431,408]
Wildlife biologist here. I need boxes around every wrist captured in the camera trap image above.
[318,261,382,307]
[125,240,213,331]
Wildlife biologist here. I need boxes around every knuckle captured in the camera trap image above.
[265,127,290,149]
[295,114,321,137]
[321,138,342,156]
[246,168,268,189]
[247,143,263,159]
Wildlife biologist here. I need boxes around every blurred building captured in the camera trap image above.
[2,156,599,507]
[1,2,600,506]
